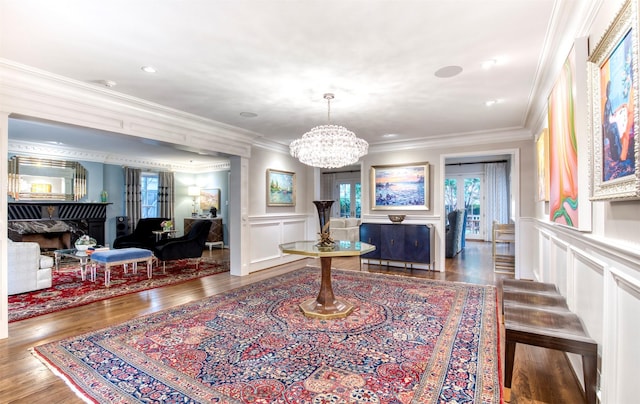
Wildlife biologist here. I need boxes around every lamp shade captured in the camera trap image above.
[187,186,200,197]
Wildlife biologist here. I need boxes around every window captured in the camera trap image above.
[141,172,159,218]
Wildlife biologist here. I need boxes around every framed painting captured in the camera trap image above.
[200,188,220,210]
[589,0,640,200]
[536,129,550,202]
[267,169,296,207]
[549,44,581,227]
[370,162,429,210]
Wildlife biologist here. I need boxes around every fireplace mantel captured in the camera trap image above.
[8,202,111,246]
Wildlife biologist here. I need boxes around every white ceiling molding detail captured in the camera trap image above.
[0,60,256,160]
[8,139,230,173]
[368,127,532,154]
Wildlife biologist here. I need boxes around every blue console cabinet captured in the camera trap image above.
[359,223,435,269]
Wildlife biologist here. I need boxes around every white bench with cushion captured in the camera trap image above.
[89,248,154,287]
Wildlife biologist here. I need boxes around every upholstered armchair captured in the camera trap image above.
[8,240,54,295]
[113,217,169,250]
[445,209,466,258]
[153,220,212,270]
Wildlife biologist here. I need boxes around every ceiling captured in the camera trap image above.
[1,0,589,168]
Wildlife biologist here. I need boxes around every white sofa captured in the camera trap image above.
[330,218,361,242]
[7,240,54,295]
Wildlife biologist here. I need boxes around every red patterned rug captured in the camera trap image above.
[33,268,501,403]
[9,257,229,322]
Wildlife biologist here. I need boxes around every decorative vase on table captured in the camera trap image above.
[75,235,97,251]
[313,200,335,249]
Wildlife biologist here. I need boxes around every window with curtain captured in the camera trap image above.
[141,172,159,218]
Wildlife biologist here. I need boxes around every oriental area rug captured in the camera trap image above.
[33,267,501,403]
[9,257,229,322]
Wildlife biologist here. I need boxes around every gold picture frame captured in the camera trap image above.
[588,0,640,200]
[266,169,296,207]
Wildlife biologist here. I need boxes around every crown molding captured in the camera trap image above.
[368,126,533,154]
[8,139,230,173]
[0,59,257,159]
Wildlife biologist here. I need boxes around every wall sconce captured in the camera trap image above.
[188,186,200,216]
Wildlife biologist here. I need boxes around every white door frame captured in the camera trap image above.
[439,149,520,274]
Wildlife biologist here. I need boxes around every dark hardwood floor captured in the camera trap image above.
[0,242,585,403]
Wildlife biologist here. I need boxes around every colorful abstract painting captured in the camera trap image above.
[589,0,640,200]
[599,29,636,182]
[548,47,579,227]
[536,129,550,202]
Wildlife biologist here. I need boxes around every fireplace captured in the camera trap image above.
[8,202,109,249]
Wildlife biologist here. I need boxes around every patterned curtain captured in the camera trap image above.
[125,167,142,231]
[158,171,175,221]
[484,162,509,241]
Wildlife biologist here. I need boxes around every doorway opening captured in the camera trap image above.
[321,165,362,218]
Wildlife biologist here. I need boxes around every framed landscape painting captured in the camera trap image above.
[589,0,640,200]
[267,169,296,207]
[371,162,429,210]
[200,188,220,210]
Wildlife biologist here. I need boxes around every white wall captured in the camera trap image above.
[245,146,317,272]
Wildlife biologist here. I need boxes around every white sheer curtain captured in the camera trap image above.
[484,162,509,241]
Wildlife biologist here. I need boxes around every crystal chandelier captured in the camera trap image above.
[290,93,368,169]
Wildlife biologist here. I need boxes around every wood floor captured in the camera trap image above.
[0,242,586,403]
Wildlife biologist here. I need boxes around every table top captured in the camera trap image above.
[279,240,375,257]
[55,246,108,258]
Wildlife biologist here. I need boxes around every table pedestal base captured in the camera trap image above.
[299,298,354,319]
[299,256,355,319]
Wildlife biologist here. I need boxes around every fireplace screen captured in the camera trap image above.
[8,156,87,201]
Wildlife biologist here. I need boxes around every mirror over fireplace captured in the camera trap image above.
[8,156,87,201]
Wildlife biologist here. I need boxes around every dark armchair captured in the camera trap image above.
[445,209,466,258]
[153,220,212,270]
[113,217,169,250]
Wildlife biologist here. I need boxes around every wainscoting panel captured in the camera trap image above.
[550,236,569,296]
[531,219,640,402]
[602,268,640,404]
[570,247,605,344]
[248,214,310,272]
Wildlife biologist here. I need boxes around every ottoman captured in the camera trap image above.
[90,248,154,287]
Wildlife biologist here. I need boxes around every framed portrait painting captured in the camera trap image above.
[370,162,429,210]
[200,188,221,210]
[266,169,296,207]
[589,0,640,200]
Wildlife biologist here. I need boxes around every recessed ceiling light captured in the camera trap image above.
[382,134,398,138]
[434,65,463,78]
[141,66,157,73]
[239,112,258,118]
